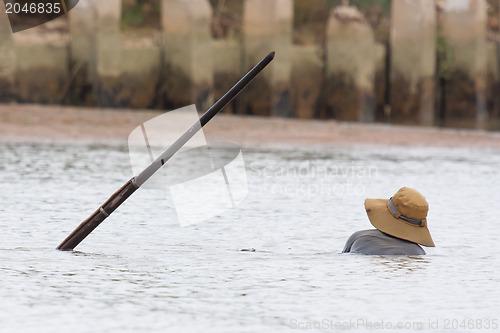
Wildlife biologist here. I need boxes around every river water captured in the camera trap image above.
[1,142,499,332]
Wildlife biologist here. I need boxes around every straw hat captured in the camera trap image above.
[364,187,435,247]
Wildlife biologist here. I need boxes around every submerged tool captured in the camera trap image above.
[57,51,275,251]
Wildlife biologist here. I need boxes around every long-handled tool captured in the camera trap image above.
[57,51,275,251]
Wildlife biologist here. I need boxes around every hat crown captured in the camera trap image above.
[392,187,428,220]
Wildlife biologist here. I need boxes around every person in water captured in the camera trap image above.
[343,187,435,255]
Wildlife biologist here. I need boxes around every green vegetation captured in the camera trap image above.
[121,0,160,30]
[436,34,455,80]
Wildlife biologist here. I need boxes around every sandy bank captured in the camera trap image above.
[1,103,500,150]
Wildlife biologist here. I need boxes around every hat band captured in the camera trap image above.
[388,198,426,227]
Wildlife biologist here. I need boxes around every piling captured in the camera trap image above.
[68,0,97,105]
[161,0,214,111]
[438,0,488,128]
[390,0,436,125]
[241,0,293,117]
[213,40,241,114]
[120,46,161,108]
[15,42,68,104]
[486,42,500,129]
[0,2,16,102]
[291,45,322,119]
[374,42,387,121]
[324,4,375,121]
[94,0,122,107]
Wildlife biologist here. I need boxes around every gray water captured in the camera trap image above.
[1,142,500,332]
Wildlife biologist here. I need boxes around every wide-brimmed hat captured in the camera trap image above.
[364,187,435,247]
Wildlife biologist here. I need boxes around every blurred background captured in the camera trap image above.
[0,0,499,129]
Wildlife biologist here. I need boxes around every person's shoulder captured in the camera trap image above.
[343,229,426,255]
[349,229,381,239]
[343,229,378,253]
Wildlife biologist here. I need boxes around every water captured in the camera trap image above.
[1,142,500,332]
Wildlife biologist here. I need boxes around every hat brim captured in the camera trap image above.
[365,198,435,247]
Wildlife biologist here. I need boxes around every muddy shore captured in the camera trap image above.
[1,103,500,150]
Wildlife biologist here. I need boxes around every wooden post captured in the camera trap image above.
[390,0,436,125]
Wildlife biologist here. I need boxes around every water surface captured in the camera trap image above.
[1,143,499,332]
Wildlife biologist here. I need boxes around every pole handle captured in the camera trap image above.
[57,178,139,250]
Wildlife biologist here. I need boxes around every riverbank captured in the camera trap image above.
[1,103,500,149]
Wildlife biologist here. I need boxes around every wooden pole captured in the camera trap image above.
[57,51,275,251]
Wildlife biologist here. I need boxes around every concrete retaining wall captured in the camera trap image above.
[0,0,498,130]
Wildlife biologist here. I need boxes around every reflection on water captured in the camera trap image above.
[1,143,500,332]
[369,256,432,274]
